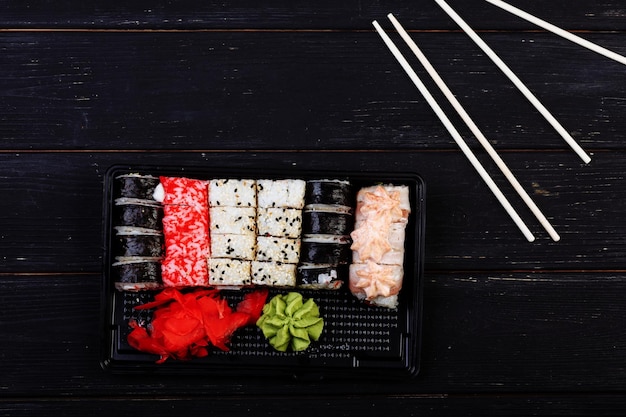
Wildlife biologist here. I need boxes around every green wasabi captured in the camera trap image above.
[256,292,324,352]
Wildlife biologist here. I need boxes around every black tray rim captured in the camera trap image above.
[99,163,426,380]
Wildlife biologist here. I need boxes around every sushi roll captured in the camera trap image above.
[208,180,258,288]
[349,262,403,308]
[299,236,351,265]
[302,210,353,236]
[116,173,160,200]
[115,199,163,230]
[208,258,252,287]
[161,203,210,260]
[257,179,306,209]
[296,264,346,290]
[296,179,354,290]
[251,261,297,287]
[209,179,257,207]
[256,236,301,264]
[256,207,302,239]
[210,233,256,261]
[159,176,211,287]
[349,184,410,308]
[159,176,209,209]
[251,179,305,288]
[114,228,164,260]
[162,256,209,287]
[355,184,410,220]
[210,207,257,235]
[112,258,163,291]
[111,174,165,292]
[304,179,353,207]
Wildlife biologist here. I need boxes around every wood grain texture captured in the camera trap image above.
[1,0,626,30]
[0,32,623,151]
[2,395,626,416]
[0,272,624,396]
[1,151,625,273]
[1,0,625,413]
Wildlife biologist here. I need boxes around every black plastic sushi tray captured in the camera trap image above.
[101,164,425,379]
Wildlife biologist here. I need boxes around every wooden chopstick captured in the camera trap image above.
[386,13,560,241]
[486,0,626,66]
[434,0,592,164]
[372,19,537,242]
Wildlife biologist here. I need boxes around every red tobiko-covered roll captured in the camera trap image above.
[162,204,210,260]
[159,176,209,208]
[161,256,209,287]
[159,177,211,287]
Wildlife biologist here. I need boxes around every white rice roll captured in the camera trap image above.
[209,206,256,235]
[251,261,296,287]
[208,258,252,287]
[256,207,302,238]
[210,233,256,260]
[209,179,257,208]
[257,179,306,209]
[256,236,301,264]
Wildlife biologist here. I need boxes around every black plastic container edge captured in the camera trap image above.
[100,164,426,380]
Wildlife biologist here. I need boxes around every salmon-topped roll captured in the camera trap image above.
[349,184,410,308]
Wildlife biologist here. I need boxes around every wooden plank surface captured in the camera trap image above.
[0,32,623,151]
[2,395,626,417]
[1,0,626,30]
[1,272,624,395]
[1,151,626,272]
[1,0,625,414]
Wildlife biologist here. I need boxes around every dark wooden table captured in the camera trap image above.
[1,0,625,415]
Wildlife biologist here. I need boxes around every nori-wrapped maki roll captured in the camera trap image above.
[112,259,163,291]
[296,264,347,289]
[116,174,160,200]
[296,179,355,290]
[115,199,163,230]
[303,210,353,236]
[305,179,353,207]
[114,228,164,260]
[300,237,351,265]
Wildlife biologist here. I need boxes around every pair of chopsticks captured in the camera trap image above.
[373,1,626,242]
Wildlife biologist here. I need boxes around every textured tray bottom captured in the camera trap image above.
[103,166,424,377]
[112,288,408,371]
